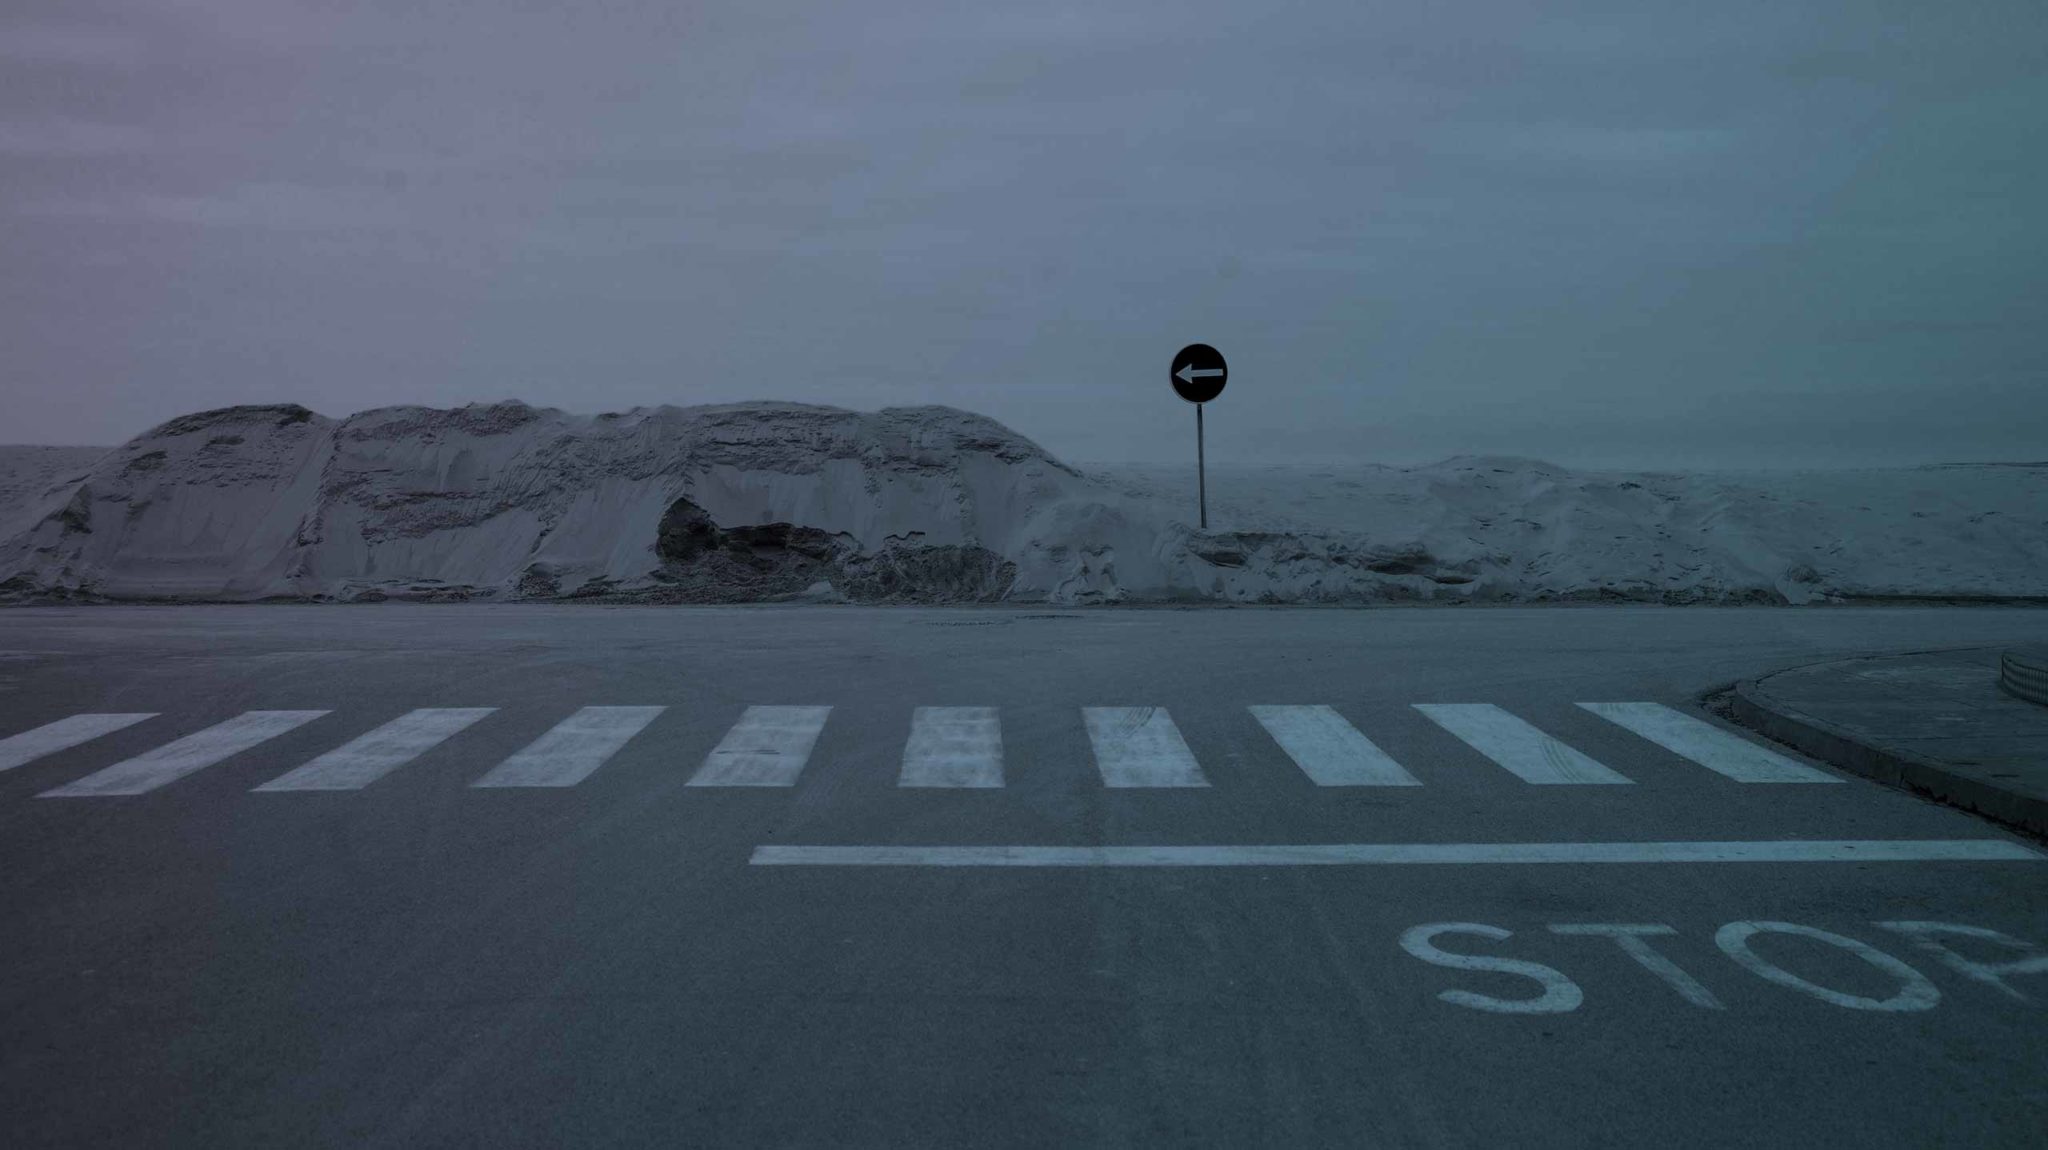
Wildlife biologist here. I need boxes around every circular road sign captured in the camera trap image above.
[1170,344,1228,403]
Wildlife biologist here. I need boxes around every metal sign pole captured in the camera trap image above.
[1196,402,1207,530]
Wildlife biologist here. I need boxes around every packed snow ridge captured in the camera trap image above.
[2,400,2044,605]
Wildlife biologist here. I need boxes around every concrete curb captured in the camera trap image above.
[1731,672,2048,839]
[2001,647,2048,706]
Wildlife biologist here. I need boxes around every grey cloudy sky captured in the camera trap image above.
[3,0,2044,467]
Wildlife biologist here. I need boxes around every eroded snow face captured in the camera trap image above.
[641,495,1016,604]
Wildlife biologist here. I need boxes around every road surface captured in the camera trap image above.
[3,604,2046,1148]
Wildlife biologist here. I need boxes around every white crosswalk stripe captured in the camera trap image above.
[899,706,1003,788]
[1083,707,1208,787]
[1249,705,1421,786]
[1413,703,1632,785]
[255,708,499,792]
[689,706,832,787]
[471,706,665,788]
[1577,702,1841,784]
[5,699,1863,800]
[40,711,330,797]
[0,713,158,773]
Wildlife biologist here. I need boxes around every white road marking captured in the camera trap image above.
[1082,707,1208,788]
[1715,921,1940,1011]
[39,711,330,797]
[749,838,2043,867]
[688,706,832,787]
[1399,923,1584,1014]
[1577,702,1839,783]
[1249,705,1419,786]
[255,708,497,792]
[1549,923,1725,1009]
[1874,922,2048,1003]
[1412,703,1631,785]
[0,713,157,772]
[470,706,665,788]
[899,706,1003,788]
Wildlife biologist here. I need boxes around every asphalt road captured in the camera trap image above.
[3,604,2047,1149]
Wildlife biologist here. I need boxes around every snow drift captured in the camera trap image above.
[2,401,2045,605]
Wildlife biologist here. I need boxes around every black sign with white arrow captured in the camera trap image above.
[1167,343,1227,528]
[1170,343,1228,404]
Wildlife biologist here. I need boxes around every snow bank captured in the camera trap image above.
[1088,458,2048,604]
[3,402,2044,605]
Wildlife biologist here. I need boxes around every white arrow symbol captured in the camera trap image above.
[1176,364,1225,384]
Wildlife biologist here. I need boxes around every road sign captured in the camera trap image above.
[1168,343,1227,529]
[1170,344,1228,404]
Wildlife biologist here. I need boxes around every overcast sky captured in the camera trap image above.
[3,1,2043,467]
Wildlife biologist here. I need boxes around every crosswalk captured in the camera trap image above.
[257,708,497,792]
[0,711,157,772]
[1412,704,1632,785]
[900,706,1004,788]
[40,711,330,798]
[473,706,666,789]
[688,706,834,788]
[1251,705,1419,786]
[1083,707,1209,788]
[0,701,1841,798]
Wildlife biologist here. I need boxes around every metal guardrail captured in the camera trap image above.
[2001,647,2048,707]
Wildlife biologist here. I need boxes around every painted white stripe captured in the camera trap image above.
[1083,707,1208,788]
[1250,705,1420,786]
[688,706,832,787]
[0,713,157,772]
[751,839,2044,868]
[899,706,1003,788]
[1577,702,1840,784]
[471,706,664,788]
[39,710,329,797]
[255,708,498,792]
[1413,703,1631,785]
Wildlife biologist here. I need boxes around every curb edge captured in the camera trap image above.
[1729,675,2047,840]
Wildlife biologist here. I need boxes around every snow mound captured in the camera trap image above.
[0,401,1166,603]
[4,402,2046,605]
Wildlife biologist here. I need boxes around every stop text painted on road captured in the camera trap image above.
[1399,919,2048,1014]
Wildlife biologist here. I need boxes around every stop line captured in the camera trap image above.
[1,699,1842,798]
